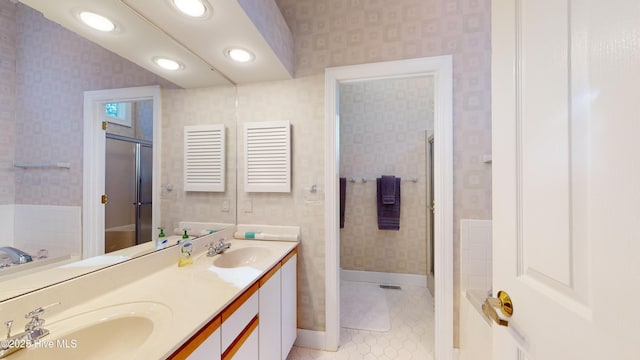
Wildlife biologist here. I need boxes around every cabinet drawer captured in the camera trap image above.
[168,316,221,360]
[221,283,259,351]
[222,316,259,360]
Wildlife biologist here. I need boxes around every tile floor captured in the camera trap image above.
[287,283,434,360]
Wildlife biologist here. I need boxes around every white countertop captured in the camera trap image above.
[2,236,298,359]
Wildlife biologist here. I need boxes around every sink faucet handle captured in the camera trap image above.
[25,302,60,319]
[206,242,218,256]
[4,320,12,338]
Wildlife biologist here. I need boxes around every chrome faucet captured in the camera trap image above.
[0,247,33,264]
[207,239,231,256]
[0,302,59,358]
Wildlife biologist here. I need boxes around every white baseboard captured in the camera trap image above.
[294,329,332,351]
[341,269,427,288]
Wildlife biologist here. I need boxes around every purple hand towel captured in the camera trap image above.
[377,177,401,230]
[380,175,397,204]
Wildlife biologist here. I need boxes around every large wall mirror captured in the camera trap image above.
[0,1,238,301]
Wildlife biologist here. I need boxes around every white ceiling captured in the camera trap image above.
[19,0,293,88]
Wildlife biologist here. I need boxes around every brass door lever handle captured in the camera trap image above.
[482,290,513,327]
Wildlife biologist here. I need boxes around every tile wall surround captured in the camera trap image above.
[272,0,492,344]
[460,219,492,293]
[11,3,178,207]
[13,205,82,259]
[160,86,238,233]
[339,77,433,275]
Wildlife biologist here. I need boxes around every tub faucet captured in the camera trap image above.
[0,247,32,264]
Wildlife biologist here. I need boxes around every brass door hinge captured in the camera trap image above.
[102,121,107,131]
[101,194,108,204]
[431,201,435,214]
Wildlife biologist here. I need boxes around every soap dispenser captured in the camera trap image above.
[156,227,168,250]
[178,235,193,267]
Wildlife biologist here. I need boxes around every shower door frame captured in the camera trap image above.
[324,56,454,359]
[105,134,153,247]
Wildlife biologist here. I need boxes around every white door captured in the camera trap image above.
[492,0,640,359]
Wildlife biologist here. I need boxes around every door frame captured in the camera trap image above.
[324,55,454,359]
[82,85,162,258]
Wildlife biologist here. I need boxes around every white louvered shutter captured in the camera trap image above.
[244,121,291,192]
[184,124,225,192]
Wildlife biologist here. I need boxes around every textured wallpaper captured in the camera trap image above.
[0,1,16,205]
[237,0,294,75]
[339,77,433,276]
[236,75,326,330]
[272,0,492,342]
[12,3,178,206]
[160,86,238,233]
[0,0,492,346]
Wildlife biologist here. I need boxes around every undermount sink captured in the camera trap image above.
[213,247,272,268]
[7,302,171,360]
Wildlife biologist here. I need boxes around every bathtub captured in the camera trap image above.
[460,289,493,360]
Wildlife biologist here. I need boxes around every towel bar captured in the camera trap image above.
[357,177,418,183]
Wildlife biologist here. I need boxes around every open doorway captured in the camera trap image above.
[82,86,161,259]
[337,75,435,357]
[324,56,454,359]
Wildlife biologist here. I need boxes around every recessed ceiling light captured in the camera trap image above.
[153,57,183,71]
[172,0,208,18]
[78,11,116,32]
[226,48,254,63]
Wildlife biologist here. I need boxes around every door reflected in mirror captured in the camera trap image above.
[105,100,154,253]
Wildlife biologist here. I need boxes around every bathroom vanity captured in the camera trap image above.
[0,228,298,360]
[170,247,298,360]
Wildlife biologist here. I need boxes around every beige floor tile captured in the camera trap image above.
[287,283,434,360]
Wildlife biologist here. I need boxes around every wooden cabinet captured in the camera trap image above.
[169,246,297,360]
